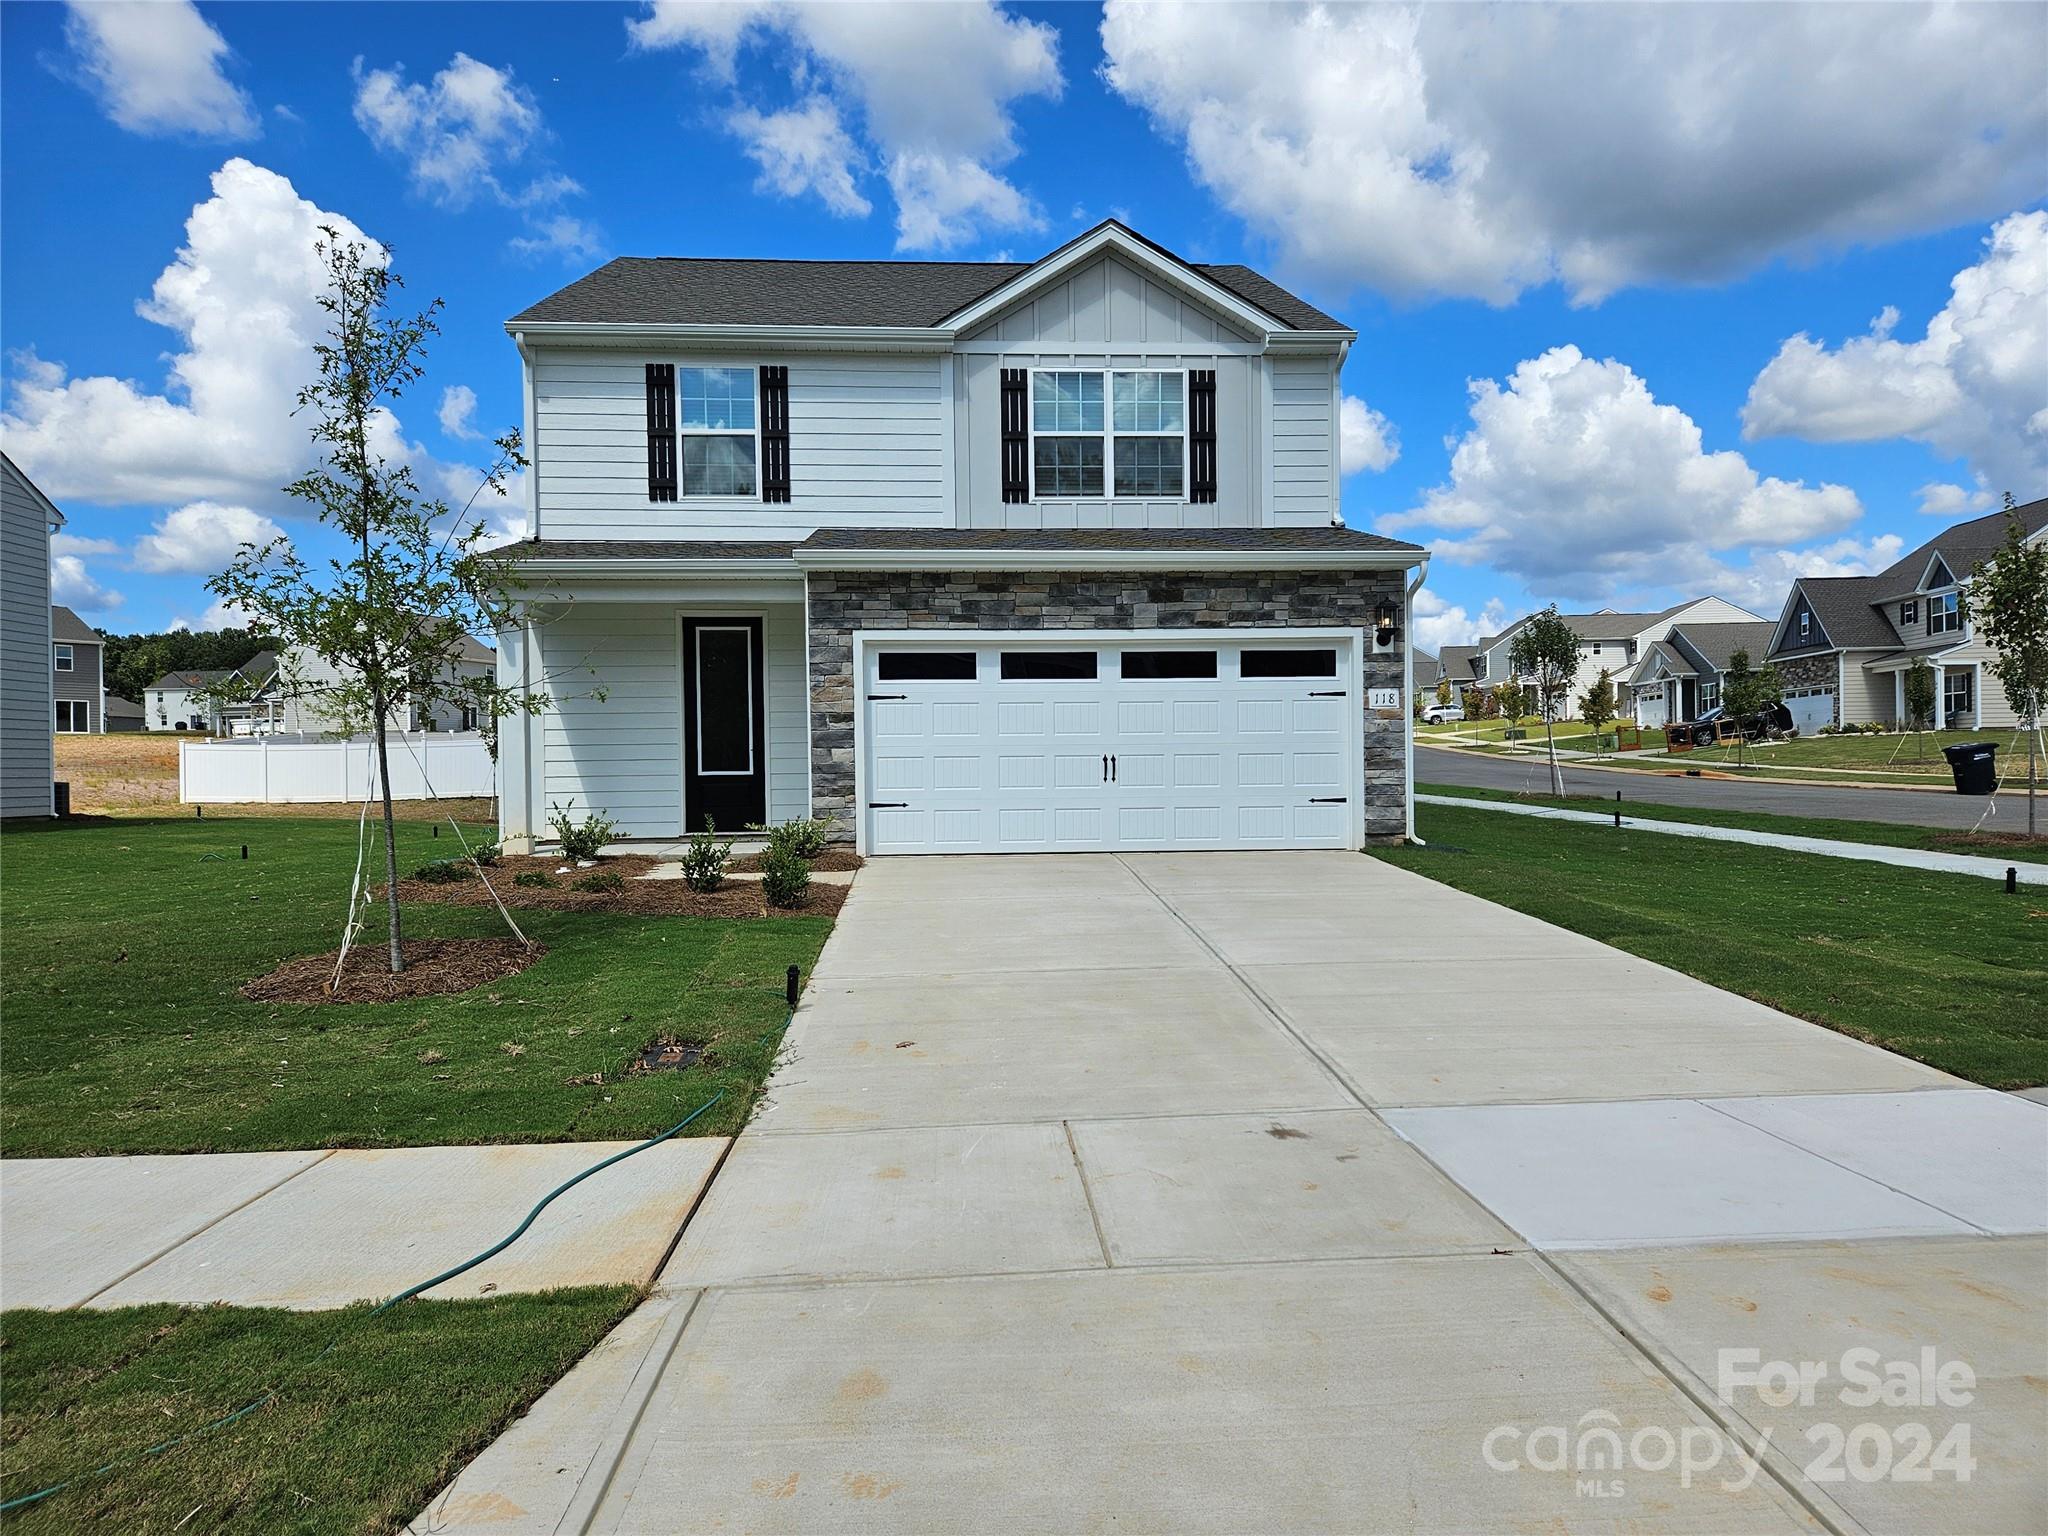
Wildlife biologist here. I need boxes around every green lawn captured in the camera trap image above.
[1375,802,2047,1088]
[0,1287,636,1534]
[0,817,831,1157]
[1418,781,2048,865]
[1603,727,2030,782]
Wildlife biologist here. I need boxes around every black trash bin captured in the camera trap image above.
[1942,741,1998,795]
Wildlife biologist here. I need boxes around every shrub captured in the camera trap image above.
[512,870,556,889]
[680,817,737,893]
[760,847,811,909]
[412,858,473,883]
[469,840,501,866]
[754,817,832,861]
[572,869,626,894]
[548,799,617,860]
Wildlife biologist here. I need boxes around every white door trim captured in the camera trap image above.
[849,626,1366,856]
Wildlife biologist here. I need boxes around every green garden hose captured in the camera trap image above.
[0,1086,730,1516]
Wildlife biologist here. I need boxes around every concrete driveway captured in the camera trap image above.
[420,853,2046,1535]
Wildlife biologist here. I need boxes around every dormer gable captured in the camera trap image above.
[1917,552,1956,591]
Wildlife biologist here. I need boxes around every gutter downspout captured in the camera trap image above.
[1404,557,1430,845]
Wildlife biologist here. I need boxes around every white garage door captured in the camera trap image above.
[1635,693,1668,729]
[1785,690,1835,734]
[860,634,1361,854]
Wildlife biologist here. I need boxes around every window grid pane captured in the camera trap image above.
[681,435,758,497]
[1112,371,1184,432]
[680,367,756,431]
[1032,372,1102,434]
[1113,436,1184,498]
[1033,436,1104,498]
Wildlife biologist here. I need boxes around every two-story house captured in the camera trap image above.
[2,453,62,815]
[1622,620,1777,728]
[493,222,1429,856]
[1768,498,2048,731]
[50,605,105,732]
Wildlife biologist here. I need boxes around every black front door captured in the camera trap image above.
[682,618,766,832]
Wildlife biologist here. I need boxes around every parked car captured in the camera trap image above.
[1676,704,1795,747]
[1421,702,1466,725]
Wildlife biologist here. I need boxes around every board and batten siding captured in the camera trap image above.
[1,458,56,815]
[530,349,949,540]
[533,601,806,839]
[1269,354,1337,526]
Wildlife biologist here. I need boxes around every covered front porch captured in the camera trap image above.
[1865,646,1981,730]
[494,550,810,853]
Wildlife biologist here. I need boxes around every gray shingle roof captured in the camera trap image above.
[1782,575,1903,652]
[1437,644,1481,680]
[1876,496,2048,587]
[50,606,99,644]
[1668,620,1776,674]
[1410,647,1438,689]
[509,222,1348,333]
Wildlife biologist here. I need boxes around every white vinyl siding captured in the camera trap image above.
[1836,656,1892,728]
[1,459,56,816]
[531,351,947,538]
[1269,354,1336,526]
[533,602,806,840]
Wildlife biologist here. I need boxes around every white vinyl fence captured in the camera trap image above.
[179,733,495,804]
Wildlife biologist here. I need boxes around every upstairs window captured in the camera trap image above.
[1030,370,1186,500]
[53,643,73,673]
[1927,591,1960,636]
[679,367,757,497]
[1797,610,1811,640]
[1899,599,1918,626]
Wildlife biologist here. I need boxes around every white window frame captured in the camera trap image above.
[53,643,73,673]
[675,364,763,502]
[55,700,88,732]
[1927,590,1961,636]
[1027,367,1190,503]
[692,623,756,778]
[1899,598,1918,626]
[1942,667,1972,721]
[1797,610,1810,640]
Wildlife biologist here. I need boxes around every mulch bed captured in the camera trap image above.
[384,853,849,919]
[732,846,865,873]
[241,937,544,1004]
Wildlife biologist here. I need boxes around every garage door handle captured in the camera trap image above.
[1110,755,1117,782]
[868,801,908,809]
[866,694,907,701]
[1102,754,1108,782]
[1308,796,1347,804]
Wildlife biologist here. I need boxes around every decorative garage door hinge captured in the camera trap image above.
[866,694,907,701]
[1308,797,1349,804]
[868,801,909,809]
[1308,690,1345,697]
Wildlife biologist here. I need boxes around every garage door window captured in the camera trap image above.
[877,652,977,682]
[1241,649,1338,678]
[1120,650,1217,680]
[1000,651,1098,681]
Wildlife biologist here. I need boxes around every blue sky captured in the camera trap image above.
[3,0,2043,654]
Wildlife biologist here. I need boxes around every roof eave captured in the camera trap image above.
[506,320,957,352]
[792,547,1423,574]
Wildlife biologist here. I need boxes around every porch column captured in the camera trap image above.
[495,620,533,852]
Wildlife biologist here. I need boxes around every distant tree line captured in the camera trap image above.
[93,628,277,706]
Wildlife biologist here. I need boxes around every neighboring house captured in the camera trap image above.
[265,636,493,736]
[145,652,273,733]
[1767,498,2048,732]
[494,220,1429,855]
[1469,598,1763,719]
[104,694,145,732]
[1622,621,1777,727]
[50,605,105,732]
[1411,646,1440,700]
[1435,644,1483,700]
[2,453,61,816]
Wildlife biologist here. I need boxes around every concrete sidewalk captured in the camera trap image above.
[1417,791,2045,884]
[0,1139,726,1310]
[422,852,2046,1535]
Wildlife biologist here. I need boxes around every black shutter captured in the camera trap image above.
[1000,367,1029,503]
[760,364,790,503]
[1188,368,1217,504]
[645,363,677,502]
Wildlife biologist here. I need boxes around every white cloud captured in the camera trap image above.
[1662,535,1907,621]
[168,596,255,633]
[1,159,376,508]
[629,0,1061,250]
[1742,210,2048,499]
[438,384,480,441]
[1100,2,2048,305]
[131,501,284,573]
[53,553,123,612]
[352,51,540,207]
[1384,345,1860,600]
[1916,482,1997,519]
[1412,588,1512,652]
[729,98,872,218]
[508,215,606,263]
[53,531,121,557]
[63,0,258,139]
[1339,396,1399,475]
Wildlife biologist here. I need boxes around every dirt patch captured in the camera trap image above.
[241,937,544,1003]
[1929,830,2047,855]
[385,854,849,918]
[732,847,864,873]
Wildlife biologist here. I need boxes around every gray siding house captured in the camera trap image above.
[51,605,105,733]
[2,454,61,816]
[496,221,1429,855]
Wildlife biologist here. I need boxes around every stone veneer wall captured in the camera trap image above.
[805,568,1411,845]
[1775,653,1839,724]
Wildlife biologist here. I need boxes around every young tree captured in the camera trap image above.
[1435,677,1452,710]
[1580,668,1617,753]
[1721,648,1785,767]
[1508,607,1579,793]
[211,230,541,973]
[1903,657,1936,760]
[1962,507,2048,836]
[1495,678,1527,743]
